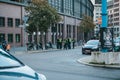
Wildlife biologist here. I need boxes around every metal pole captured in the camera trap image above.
[100,0,108,52]
[23,16,29,51]
[111,27,114,51]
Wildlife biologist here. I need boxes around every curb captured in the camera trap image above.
[27,49,58,54]
[10,49,59,54]
[77,56,120,69]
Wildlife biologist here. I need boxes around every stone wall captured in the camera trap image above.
[91,52,120,65]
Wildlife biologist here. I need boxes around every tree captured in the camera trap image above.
[79,15,95,41]
[25,0,61,46]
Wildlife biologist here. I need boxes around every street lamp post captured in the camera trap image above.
[22,15,29,51]
[54,33,56,44]
[38,31,41,43]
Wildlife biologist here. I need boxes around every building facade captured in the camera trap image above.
[0,0,26,47]
[92,0,102,37]
[47,0,94,44]
[0,0,94,47]
[108,0,120,37]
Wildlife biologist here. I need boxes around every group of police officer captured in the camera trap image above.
[56,38,75,50]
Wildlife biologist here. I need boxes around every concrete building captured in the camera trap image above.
[0,0,94,47]
[92,0,102,37]
[108,0,120,37]
[0,0,26,47]
[47,0,94,44]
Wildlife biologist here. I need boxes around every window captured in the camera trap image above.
[96,16,99,18]
[15,34,20,43]
[8,34,13,43]
[114,13,119,16]
[7,18,13,27]
[117,28,119,31]
[95,0,101,4]
[0,17,5,27]
[15,19,20,27]
[95,7,100,11]
[64,0,73,15]
[114,3,119,7]
[114,18,119,21]
[0,33,5,43]
[114,22,119,26]
[114,8,119,12]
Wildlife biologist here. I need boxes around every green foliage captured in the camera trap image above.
[25,0,61,33]
[80,15,95,33]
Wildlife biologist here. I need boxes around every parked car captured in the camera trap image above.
[114,37,120,45]
[114,38,120,52]
[0,48,46,80]
[82,40,99,54]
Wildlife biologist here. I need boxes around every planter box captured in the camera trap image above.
[91,52,120,65]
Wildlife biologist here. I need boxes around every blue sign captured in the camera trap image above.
[101,0,107,28]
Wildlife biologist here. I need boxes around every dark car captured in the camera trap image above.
[0,48,46,80]
[82,40,99,54]
[114,38,120,52]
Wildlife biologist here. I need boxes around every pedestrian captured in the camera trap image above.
[48,41,53,48]
[39,42,43,50]
[63,39,67,49]
[6,44,11,51]
[68,38,71,49]
[59,38,62,49]
[57,38,59,49]
[72,39,75,49]
[2,40,7,50]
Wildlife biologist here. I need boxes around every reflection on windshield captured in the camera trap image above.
[0,49,22,68]
[86,41,99,45]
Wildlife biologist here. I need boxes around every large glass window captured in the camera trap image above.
[7,18,13,27]
[74,1,79,17]
[82,5,86,15]
[8,34,13,43]
[48,0,94,18]
[15,34,20,43]
[49,0,63,13]
[0,17,5,27]
[64,0,73,15]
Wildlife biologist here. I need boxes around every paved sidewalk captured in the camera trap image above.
[10,46,26,54]
[77,56,120,69]
[10,46,58,54]
[10,45,81,54]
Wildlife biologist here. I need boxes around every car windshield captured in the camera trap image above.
[0,49,23,69]
[86,40,99,45]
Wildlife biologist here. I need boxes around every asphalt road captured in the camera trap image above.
[13,47,120,80]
